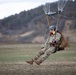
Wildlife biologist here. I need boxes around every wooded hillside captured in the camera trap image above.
[0,1,76,43]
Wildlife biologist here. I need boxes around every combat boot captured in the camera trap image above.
[35,60,42,65]
[26,59,33,65]
[26,56,39,65]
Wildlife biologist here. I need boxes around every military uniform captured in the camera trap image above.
[35,32,62,63]
[26,25,68,65]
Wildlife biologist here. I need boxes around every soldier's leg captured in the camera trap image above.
[26,43,49,65]
[34,43,50,60]
[35,46,56,65]
[33,47,46,61]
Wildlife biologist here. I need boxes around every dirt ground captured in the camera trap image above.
[0,62,76,75]
[0,43,76,75]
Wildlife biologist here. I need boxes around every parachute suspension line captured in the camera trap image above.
[55,0,68,38]
[58,0,68,12]
[43,3,51,27]
[45,15,51,26]
[43,3,51,42]
[43,3,51,15]
[55,13,60,39]
[57,0,68,28]
[56,12,61,31]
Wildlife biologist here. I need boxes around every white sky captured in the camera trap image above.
[0,0,58,19]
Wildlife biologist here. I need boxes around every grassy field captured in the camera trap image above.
[0,43,76,75]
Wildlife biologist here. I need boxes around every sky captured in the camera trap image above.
[0,0,58,19]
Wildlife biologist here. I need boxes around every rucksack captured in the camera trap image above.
[57,31,69,48]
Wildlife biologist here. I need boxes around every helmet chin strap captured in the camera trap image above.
[50,30,56,36]
[52,31,56,34]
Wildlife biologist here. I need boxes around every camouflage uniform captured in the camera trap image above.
[26,26,68,65]
[35,32,62,62]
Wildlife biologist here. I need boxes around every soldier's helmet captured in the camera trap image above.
[49,25,56,31]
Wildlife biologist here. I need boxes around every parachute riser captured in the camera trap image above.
[55,12,61,39]
[46,15,51,26]
[43,3,52,27]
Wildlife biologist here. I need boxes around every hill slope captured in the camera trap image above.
[0,1,76,43]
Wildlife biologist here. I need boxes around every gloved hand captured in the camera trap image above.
[41,45,44,49]
[52,39,56,45]
[41,47,44,49]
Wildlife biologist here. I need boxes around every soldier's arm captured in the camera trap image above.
[41,36,50,49]
[55,33,62,43]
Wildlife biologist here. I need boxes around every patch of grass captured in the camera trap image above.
[48,51,76,62]
[0,43,76,62]
[0,43,76,75]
